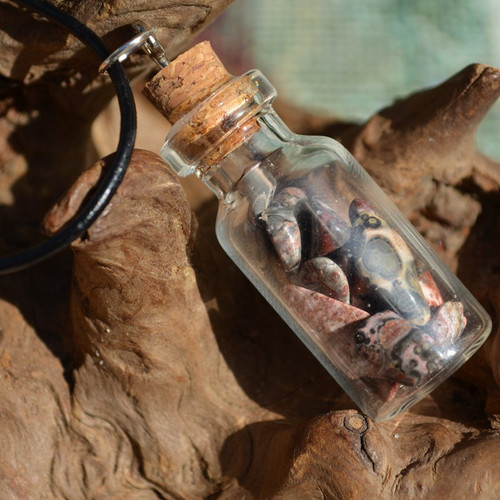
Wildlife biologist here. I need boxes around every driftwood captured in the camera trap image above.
[0,0,232,253]
[1,1,500,498]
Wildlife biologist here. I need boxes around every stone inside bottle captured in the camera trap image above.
[258,166,466,402]
[144,40,491,420]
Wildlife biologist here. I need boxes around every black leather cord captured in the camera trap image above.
[1,0,137,274]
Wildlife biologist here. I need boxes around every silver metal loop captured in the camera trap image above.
[99,24,169,74]
[132,21,169,70]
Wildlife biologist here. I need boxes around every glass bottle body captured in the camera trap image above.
[162,72,491,421]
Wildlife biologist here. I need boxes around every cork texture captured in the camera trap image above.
[143,41,232,123]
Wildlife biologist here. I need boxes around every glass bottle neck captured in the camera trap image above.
[160,69,285,196]
[201,112,293,200]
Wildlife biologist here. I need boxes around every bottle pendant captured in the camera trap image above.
[104,33,492,421]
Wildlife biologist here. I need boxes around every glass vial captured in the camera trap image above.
[144,42,491,421]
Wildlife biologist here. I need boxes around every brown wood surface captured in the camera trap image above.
[1,1,500,498]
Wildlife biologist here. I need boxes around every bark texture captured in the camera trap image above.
[1,1,500,498]
[0,0,232,252]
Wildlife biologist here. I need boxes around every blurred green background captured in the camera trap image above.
[204,0,500,159]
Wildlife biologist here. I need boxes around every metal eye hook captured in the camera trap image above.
[132,21,169,69]
[99,21,169,74]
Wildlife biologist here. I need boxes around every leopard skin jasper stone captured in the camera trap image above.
[354,311,444,386]
[427,301,466,345]
[348,198,430,325]
[282,285,369,338]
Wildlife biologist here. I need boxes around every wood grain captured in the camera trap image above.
[1,1,500,497]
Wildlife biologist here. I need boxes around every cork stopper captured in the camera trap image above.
[146,43,276,173]
[143,41,232,123]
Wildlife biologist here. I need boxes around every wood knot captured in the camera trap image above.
[343,413,368,433]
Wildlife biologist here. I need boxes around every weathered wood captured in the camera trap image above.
[40,120,500,498]
[335,64,500,271]
[0,0,233,81]
[0,0,233,252]
[1,1,500,497]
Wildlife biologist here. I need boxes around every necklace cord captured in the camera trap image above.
[1,0,137,274]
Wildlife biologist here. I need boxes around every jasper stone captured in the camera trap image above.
[419,270,444,308]
[354,311,444,385]
[300,257,350,303]
[428,301,466,345]
[282,285,369,339]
